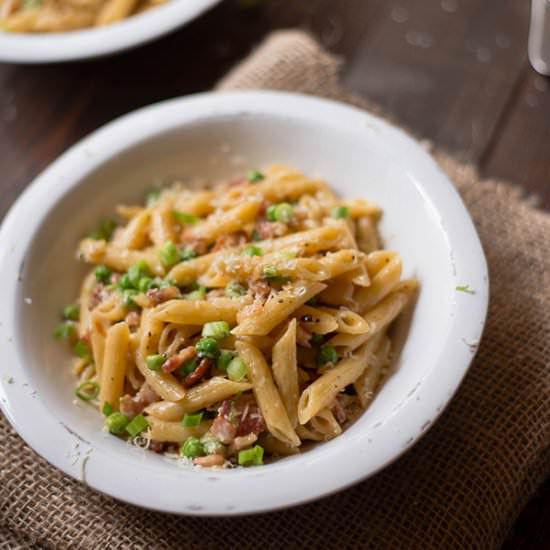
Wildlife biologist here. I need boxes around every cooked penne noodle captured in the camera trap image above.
[328,280,417,350]
[297,337,381,424]
[151,298,242,325]
[99,322,129,410]
[271,319,299,427]
[355,254,402,310]
[354,334,391,407]
[111,209,151,250]
[145,377,253,420]
[356,216,380,253]
[236,341,300,447]
[147,416,211,443]
[233,281,326,336]
[310,408,343,440]
[189,201,261,244]
[293,305,338,334]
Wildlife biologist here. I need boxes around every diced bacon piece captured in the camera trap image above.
[182,357,210,387]
[217,399,266,437]
[119,383,159,419]
[210,416,237,445]
[237,407,266,437]
[161,346,196,374]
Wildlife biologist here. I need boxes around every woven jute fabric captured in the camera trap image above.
[2,31,550,550]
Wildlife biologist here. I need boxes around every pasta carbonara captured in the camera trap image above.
[54,164,417,468]
[0,0,163,33]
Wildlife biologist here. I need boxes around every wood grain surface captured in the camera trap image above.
[1,1,549,547]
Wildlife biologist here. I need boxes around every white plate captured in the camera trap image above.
[0,91,489,515]
[0,0,221,63]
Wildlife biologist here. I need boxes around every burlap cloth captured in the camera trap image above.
[2,31,550,550]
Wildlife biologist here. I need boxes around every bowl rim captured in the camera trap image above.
[0,90,489,515]
[0,0,221,63]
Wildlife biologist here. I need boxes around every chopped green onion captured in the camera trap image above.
[227,357,247,382]
[238,445,264,466]
[306,296,319,307]
[138,276,155,292]
[105,412,129,434]
[274,203,294,223]
[122,289,138,309]
[201,434,225,455]
[315,345,338,366]
[331,206,349,219]
[127,260,150,288]
[196,337,219,359]
[172,210,198,225]
[247,170,264,183]
[88,219,117,241]
[145,189,161,207]
[202,321,231,340]
[53,321,76,341]
[456,284,476,294]
[146,354,165,371]
[118,273,134,290]
[94,264,111,284]
[63,303,79,321]
[180,436,205,458]
[225,281,247,298]
[251,229,261,242]
[75,380,99,401]
[180,247,198,262]
[266,204,278,222]
[159,240,180,268]
[217,350,236,372]
[73,340,92,360]
[125,414,149,438]
[102,402,113,416]
[241,245,263,257]
[183,285,206,300]
[182,411,204,427]
[179,357,198,377]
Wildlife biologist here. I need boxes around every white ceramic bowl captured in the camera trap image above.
[0,0,221,63]
[0,91,489,515]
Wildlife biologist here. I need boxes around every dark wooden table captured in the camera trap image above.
[1,0,549,547]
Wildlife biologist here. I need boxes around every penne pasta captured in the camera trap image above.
[233,281,326,336]
[271,319,299,427]
[147,416,211,443]
[236,341,300,447]
[99,322,129,410]
[145,377,253,420]
[297,337,381,424]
